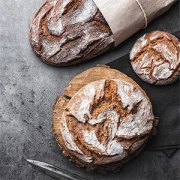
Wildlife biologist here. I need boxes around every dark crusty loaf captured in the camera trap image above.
[29,0,114,66]
[130,31,180,85]
[52,66,157,172]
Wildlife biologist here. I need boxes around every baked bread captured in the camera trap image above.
[29,0,114,66]
[52,66,157,172]
[130,31,180,85]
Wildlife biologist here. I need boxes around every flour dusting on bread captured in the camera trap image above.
[60,79,154,164]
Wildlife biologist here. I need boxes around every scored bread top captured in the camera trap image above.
[130,31,180,85]
[60,79,154,165]
[30,0,114,66]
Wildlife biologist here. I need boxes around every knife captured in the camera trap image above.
[26,159,89,180]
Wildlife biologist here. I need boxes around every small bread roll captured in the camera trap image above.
[130,31,180,85]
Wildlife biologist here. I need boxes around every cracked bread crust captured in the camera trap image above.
[130,31,180,85]
[52,70,156,172]
[29,0,114,66]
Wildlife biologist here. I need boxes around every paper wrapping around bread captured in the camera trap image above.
[93,0,177,46]
[30,0,177,66]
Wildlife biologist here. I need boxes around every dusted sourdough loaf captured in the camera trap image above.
[52,66,157,172]
[29,0,114,66]
[130,31,180,85]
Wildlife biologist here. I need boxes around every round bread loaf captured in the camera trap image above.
[29,0,114,66]
[55,78,155,171]
[130,31,180,85]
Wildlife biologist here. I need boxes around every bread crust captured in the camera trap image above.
[29,0,114,66]
[52,66,157,172]
[130,31,180,85]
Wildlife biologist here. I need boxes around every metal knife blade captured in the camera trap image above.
[26,159,88,180]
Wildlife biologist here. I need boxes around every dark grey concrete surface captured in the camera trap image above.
[0,1,180,180]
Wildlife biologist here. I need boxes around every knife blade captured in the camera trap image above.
[26,159,89,180]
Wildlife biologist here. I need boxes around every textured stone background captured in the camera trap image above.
[0,1,179,180]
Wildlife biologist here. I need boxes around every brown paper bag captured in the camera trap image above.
[93,0,177,46]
